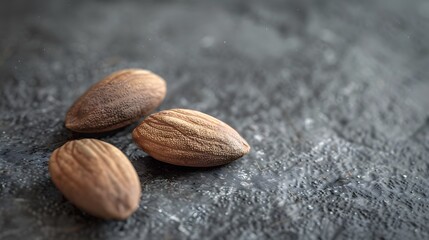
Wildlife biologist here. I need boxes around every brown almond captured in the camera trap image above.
[49,139,141,220]
[132,109,250,167]
[65,69,167,133]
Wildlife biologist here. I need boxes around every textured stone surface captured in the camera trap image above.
[1,0,429,239]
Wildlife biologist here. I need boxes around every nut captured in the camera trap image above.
[132,109,250,167]
[65,69,167,133]
[49,139,141,220]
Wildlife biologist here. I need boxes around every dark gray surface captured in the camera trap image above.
[1,0,429,239]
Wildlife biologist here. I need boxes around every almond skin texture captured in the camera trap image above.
[49,139,141,220]
[132,109,251,167]
[65,69,167,133]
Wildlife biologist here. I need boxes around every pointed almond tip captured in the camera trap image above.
[65,121,81,132]
[65,113,78,130]
[242,139,251,155]
[131,127,139,139]
[64,121,73,131]
[132,128,144,148]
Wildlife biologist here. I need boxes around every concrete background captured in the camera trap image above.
[1,0,429,239]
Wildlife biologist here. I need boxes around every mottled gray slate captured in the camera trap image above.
[1,0,429,239]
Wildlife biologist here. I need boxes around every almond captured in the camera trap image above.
[49,139,141,220]
[65,69,167,133]
[132,109,250,167]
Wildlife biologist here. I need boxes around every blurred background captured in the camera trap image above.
[0,0,428,239]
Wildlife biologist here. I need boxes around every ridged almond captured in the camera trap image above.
[49,139,141,220]
[65,69,167,133]
[132,109,250,167]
